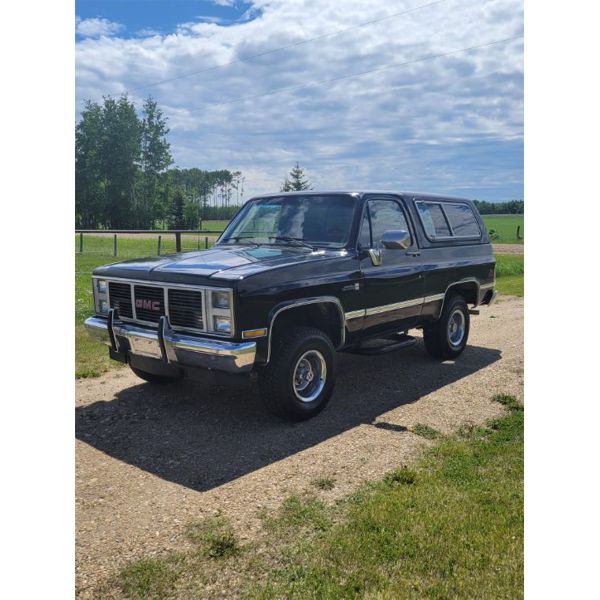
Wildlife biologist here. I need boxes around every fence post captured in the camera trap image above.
[79,232,83,254]
[516,225,522,240]
[205,236,208,249]
[113,233,117,257]
[157,235,162,256]
[175,232,182,253]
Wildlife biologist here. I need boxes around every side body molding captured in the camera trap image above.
[265,296,346,364]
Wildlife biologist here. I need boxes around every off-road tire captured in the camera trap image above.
[258,326,336,421]
[130,366,181,384]
[423,295,470,360]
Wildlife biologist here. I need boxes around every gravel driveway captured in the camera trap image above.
[76,296,523,596]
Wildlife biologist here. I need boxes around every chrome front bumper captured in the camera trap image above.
[84,312,256,374]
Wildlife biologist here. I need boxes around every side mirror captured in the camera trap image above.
[381,230,411,250]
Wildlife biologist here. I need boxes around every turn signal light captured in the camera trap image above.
[242,328,268,339]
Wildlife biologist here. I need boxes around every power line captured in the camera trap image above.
[126,0,449,93]
[185,34,523,113]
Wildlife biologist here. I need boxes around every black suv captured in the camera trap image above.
[86,191,496,420]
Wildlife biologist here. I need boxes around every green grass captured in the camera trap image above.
[482,214,524,244]
[495,254,524,297]
[118,558,180,600]
[201,219,230,232]
[410,423,441,440]
[312,477,336,491]
[186,517,241,559]
[253,409,523,599]
[107,403,523,599]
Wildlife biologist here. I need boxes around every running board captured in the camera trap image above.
[353,335,417,356]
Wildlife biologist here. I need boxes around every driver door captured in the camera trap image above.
[359,196,424,337]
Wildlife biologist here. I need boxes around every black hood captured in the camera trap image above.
[93,244,347,285]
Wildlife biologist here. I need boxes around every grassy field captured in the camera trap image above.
[105,397,523,599]
[481,214,524,244]
[201,219,230,232]
[75,236,523,377]
[495,254,524,297]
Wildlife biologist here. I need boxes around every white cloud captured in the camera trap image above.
[75,0,523,200]
[76,17,124,38]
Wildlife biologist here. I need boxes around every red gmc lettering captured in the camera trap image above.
[135,299,161,311]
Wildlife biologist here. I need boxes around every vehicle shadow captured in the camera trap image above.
[76,341,501,492]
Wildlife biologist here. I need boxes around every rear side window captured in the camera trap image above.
[416,201,481,240]
[416,203,451,237]
[443,203,481,237]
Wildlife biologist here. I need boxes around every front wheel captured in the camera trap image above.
[423,295,470,360]
[258,326,336,421]
[130,366,181,384]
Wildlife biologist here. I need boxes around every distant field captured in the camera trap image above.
[495,254,524,297]
[201,220,230,232]
[482,215,524,244]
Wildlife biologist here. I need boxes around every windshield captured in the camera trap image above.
[219,194,358,249]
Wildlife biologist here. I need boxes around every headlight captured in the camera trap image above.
[212,291,230,309]
[99,299,109,314]
[213,316,231,334]
[96,279,108,294]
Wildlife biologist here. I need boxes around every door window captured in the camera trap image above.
[361,200,412,248]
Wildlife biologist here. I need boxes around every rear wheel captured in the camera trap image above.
[424,295,470,359]
[130,366,181,384]
[258,326,336,421]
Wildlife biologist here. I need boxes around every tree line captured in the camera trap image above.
[75,95,244,229]
[473,200,524,214]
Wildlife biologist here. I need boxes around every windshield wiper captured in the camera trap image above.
[224,235,260,247]
[268,236,314,250]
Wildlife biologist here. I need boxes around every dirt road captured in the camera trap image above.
[493,243,524,254]
[76,296,523,596]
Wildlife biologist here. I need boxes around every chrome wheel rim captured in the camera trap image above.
[293,350,327,403]
[447,309,466,347]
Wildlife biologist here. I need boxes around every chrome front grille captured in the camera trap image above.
[134,285,165,324]
[168,289,204,330]
[103,279,223,334]
[108,282,133,319]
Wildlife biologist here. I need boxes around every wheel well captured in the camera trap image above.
[445,281,479,306]
[270,302,344,348]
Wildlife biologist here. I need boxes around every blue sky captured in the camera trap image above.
[75,0,523,201]
[76,0,256,37]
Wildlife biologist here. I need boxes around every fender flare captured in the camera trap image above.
[435,278,481,319]
[265,296,345,364]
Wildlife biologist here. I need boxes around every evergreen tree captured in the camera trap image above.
[281,162,311,191]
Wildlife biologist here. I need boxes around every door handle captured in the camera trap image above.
[406,250,420,257]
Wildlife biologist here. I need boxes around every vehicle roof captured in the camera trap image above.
[248,190,474,203]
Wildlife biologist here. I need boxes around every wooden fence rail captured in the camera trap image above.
[75,230,223,255]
